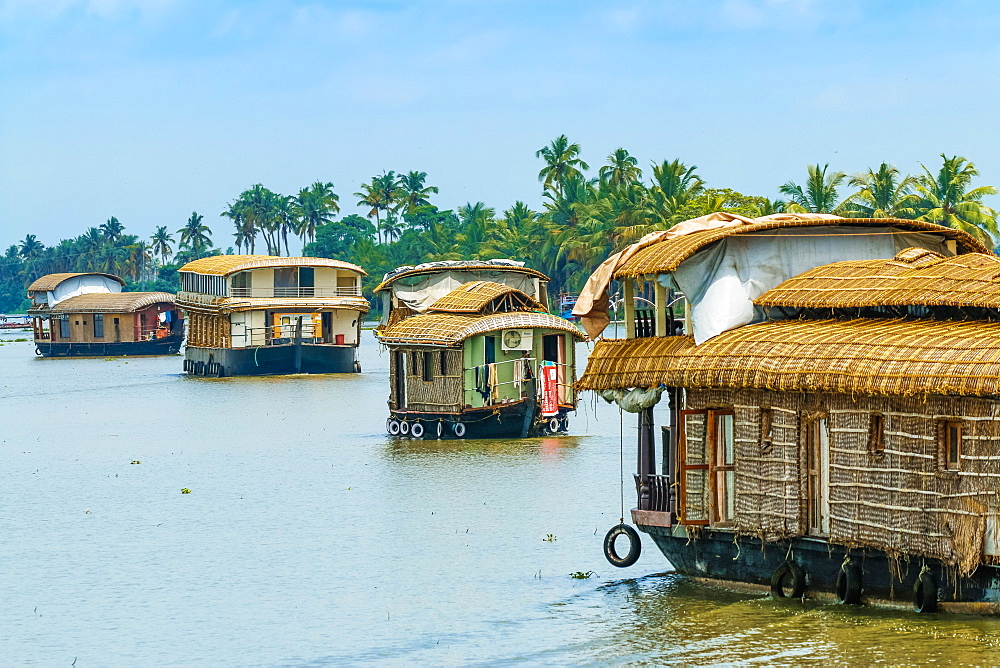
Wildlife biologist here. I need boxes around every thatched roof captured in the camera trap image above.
[757,249,1000,310]
[49,292,176,314]
[376,312,584,347]
[612,217,989,279]
[179,255,365,276]
[428,281,544,314]
[577,318,1000,397]
[27,272,125,293]
[374,261,548,293]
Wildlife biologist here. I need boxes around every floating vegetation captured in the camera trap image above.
[130,460,141,465]
[180,488,191,494]
[543,534,556,542]
[12,338,28,342]
[570,571,595,579]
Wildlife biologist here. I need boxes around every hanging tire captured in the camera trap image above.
[560,416,570,432]
[914,571,938,613]
[770,561,806,599]
[410,422,425,438]
[547,417,561,434]
[436,421,444,439]
[604,524,641,567]
[387,419,400,435]
[354,360,362,373]
[836,563,863,605]
[399,420,410,435]
[453,422,466,438]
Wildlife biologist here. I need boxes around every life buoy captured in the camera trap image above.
[914,570,938,613]
[604,524,641,567]
[770,561,806,598]
[836,562,863,605]
[547,417,561,434]
[410,422,425,438]
[399,420,410,435]
[453,422,466,438]
[436,421,444,439]
[387,419,400,435]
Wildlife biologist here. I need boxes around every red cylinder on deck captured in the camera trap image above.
[335,334,345,345]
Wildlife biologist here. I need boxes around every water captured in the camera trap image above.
[3,329,1000,665]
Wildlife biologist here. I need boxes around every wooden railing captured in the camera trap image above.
[229,286,361,298]
[635,474,672,512]
[634,308,656,338]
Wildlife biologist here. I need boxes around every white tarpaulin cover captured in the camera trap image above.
[667,226,952,344]
[388,270,539,314]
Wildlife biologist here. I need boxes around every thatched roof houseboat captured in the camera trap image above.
[575,213,1000,613]
[175,255,368,376]
[27,272,182,357]
[375,278,584,439]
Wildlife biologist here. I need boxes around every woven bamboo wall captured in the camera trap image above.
[390,347,464,413]
[186,312,231,348]
[686,388,1000,574]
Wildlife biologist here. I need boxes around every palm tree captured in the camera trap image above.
[599,148,642,190]
[842,163,917,218]
[294,181,339,246]
[536,135,590,197]
[398,171,439,218]
[19,234,43,259]
[274,194,296,256]
[150,226,174,265]
[779,164,847,213]
[647,159,704,225]
[178,211,213,259]
[899,154,998,244]
[355,172,401,243]
[100,216,125,242]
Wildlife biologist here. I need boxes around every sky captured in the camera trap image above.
[3,0,1000,253]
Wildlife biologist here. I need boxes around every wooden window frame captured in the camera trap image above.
[93,313,104,339]
[708,408,736,527]
[422,351,434,382]
[938,419,963,471]
[678,409,710,526]
[760,406,774,451]
[439,350,448,376]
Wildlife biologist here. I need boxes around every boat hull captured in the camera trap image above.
[184,343,359,376]
[388,401,574,439]
[638,522,1000,612]
[35,335,183,357]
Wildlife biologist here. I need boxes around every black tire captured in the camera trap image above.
[354,361,362,373]
[436,421,444,439]
[770,561,806,598]
[836,563,863,605]
[547,417,561,434]
[387,419,400,435]
[410,422,425,438]
[399,420,409,435]
[453,422,466,438]
[604,524,641,568]
[914,571,938,613]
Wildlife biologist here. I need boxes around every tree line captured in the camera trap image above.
[2,137,997,313]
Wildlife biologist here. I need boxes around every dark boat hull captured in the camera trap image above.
[638,522,1000,612]
[35,335,182,357]
[389,402,574,439]
[184,343,359,376]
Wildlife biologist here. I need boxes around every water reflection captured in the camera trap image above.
[383,434,586,459]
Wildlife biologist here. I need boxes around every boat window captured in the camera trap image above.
[411,352,421,376]
[867,413,885,456]
[940,420,963,470]
[423,351,434,382]
[710,409,735,525]
[93,314,104,338]
[439,350,448,376]
[760,407,774,451]
[59,315,70,339]
[484,336,497,365]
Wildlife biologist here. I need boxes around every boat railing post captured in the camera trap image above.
[638,406,654,510]
[293,316,303,373]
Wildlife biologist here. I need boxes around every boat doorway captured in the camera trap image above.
[542,334,567,401]
[806,417,831,535]
[394,351,407,409]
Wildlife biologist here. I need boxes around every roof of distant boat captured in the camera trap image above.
[178,255,365,276]
[27,272,126,293]
[374,260,547,293]
[46,292,177,314]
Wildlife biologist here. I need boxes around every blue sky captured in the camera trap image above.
[3,0,1000,251]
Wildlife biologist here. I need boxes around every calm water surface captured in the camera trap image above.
[3,329,1000,665]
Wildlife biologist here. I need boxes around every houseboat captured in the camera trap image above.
[175,255,368,376]
[375,276,584,439]
[27,272,183,356]
[574,212,1000,613]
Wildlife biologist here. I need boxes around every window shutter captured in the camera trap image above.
[679,409,710,525]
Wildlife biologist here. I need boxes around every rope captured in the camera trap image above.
[619,405,625,524]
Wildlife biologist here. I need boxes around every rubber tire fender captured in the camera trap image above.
[604,524,641,568]
[387,419,400,435]
[770,561,806,599]
[836,563,863,605]
[436,421,444,439]
[547,417,561,434]
[410,422,425,439]
[399,420,410,435]
[914,571,938,613]
[453,422,466,438]
[560,416,570,432]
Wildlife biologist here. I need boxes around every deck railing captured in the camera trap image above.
[462,359,576,402]
[228,286,361,298]
[634,474,673,512]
